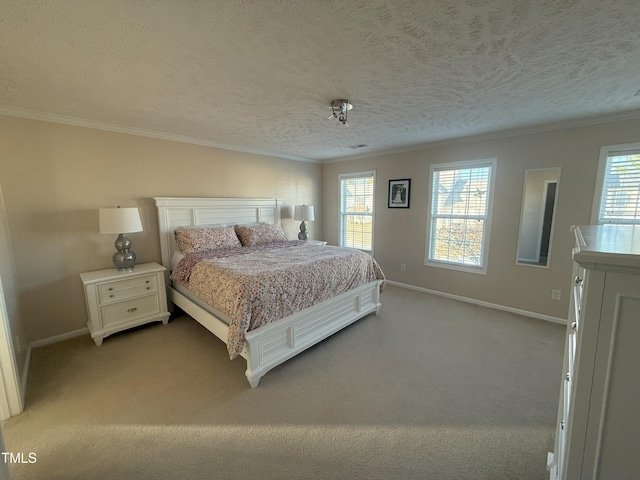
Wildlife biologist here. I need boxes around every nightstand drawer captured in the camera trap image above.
[98,275,157,303]
[81,262,170,346]
[100,294,161,327]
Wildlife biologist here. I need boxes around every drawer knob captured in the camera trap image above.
[146,287,150,290]
[571,321,577,330]
[574,275,583,285]
[110,294,114,298]
[108,287,113,291]
[145,280,150,284]
[127,307,138,313]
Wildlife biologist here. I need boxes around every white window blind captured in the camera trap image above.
[598,149,640,224]
[427,160,494,272]
[339,171,375,251]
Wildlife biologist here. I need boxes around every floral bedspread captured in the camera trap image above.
[171,241,385,359]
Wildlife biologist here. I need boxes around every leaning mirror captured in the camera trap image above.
[516,168,561,267]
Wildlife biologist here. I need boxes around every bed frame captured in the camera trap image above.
[154,197,383,387]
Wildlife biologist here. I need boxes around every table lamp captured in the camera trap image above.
[294,205,315,240]
[99,207,143,271]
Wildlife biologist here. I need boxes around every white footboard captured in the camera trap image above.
[243,280,383,387]
[155,197,384,387]
[167,279,382,387]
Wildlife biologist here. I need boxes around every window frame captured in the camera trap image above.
[339,170,376,253]
[591,142,640,225]
[424,158,497,275]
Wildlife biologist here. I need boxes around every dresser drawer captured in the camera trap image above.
[98,275,157,304]
[100,294,161,327]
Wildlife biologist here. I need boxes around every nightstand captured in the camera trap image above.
[80,262,170,346]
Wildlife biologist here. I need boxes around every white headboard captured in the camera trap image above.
[153,197,283,275]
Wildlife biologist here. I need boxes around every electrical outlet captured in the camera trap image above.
[551,289,562,301]
[400,263,406,272]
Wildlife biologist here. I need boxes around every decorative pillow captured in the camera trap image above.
[234,223,288,247]
[174,225,241,254]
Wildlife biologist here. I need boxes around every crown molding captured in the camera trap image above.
[4,106,640,165]
[0,107,319,164]
[321,108,640,163]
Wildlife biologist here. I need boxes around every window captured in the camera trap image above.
[592,143,640,225]
[425,159,496,274]
[339,171,375,251]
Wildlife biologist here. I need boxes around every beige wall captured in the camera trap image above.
[323,118,640,320]
[0,116,322,363]
[3,112,640,386]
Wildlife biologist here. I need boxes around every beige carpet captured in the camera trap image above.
[1,285,565,479]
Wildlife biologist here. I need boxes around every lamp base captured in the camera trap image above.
[113,250,136,271]
[298,221,309,241]
[113,234,136,271]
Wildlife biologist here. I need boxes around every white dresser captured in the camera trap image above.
[548,225,640,479]
[80,262,170,346]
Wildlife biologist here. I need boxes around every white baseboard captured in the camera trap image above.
[20,327,89,403]
[17,287,564,402]
[30,327,89,349]
[386,280,567,325]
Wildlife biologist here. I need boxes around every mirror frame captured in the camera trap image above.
[516,167,561,268]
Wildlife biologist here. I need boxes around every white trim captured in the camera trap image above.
[0,300,21,419]
[425,158,497,275]
[5,107,640,165]
[591,142,640,224]
[0,275,22,420]
[0,180,22,419]
[516,168,561,269]
[591,147,608,224]
[0,108,317,164]
[16,327,89,405]
[322,109,640,164]
[29,327,89,349]
[338,171,376,254]
[386,280,567,325]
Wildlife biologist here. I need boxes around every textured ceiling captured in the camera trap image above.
[2,0,640,162]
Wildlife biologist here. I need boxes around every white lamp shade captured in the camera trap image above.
[99,207,143,234]
[294,205,315,222]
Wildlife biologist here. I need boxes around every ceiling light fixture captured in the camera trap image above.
[329,99,352,126]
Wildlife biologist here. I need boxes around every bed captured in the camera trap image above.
[154,197,385,387]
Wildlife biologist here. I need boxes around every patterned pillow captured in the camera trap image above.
[234,223,288,247]
[174,225,241,254]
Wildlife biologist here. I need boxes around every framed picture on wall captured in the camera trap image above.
[388,179,411,208]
